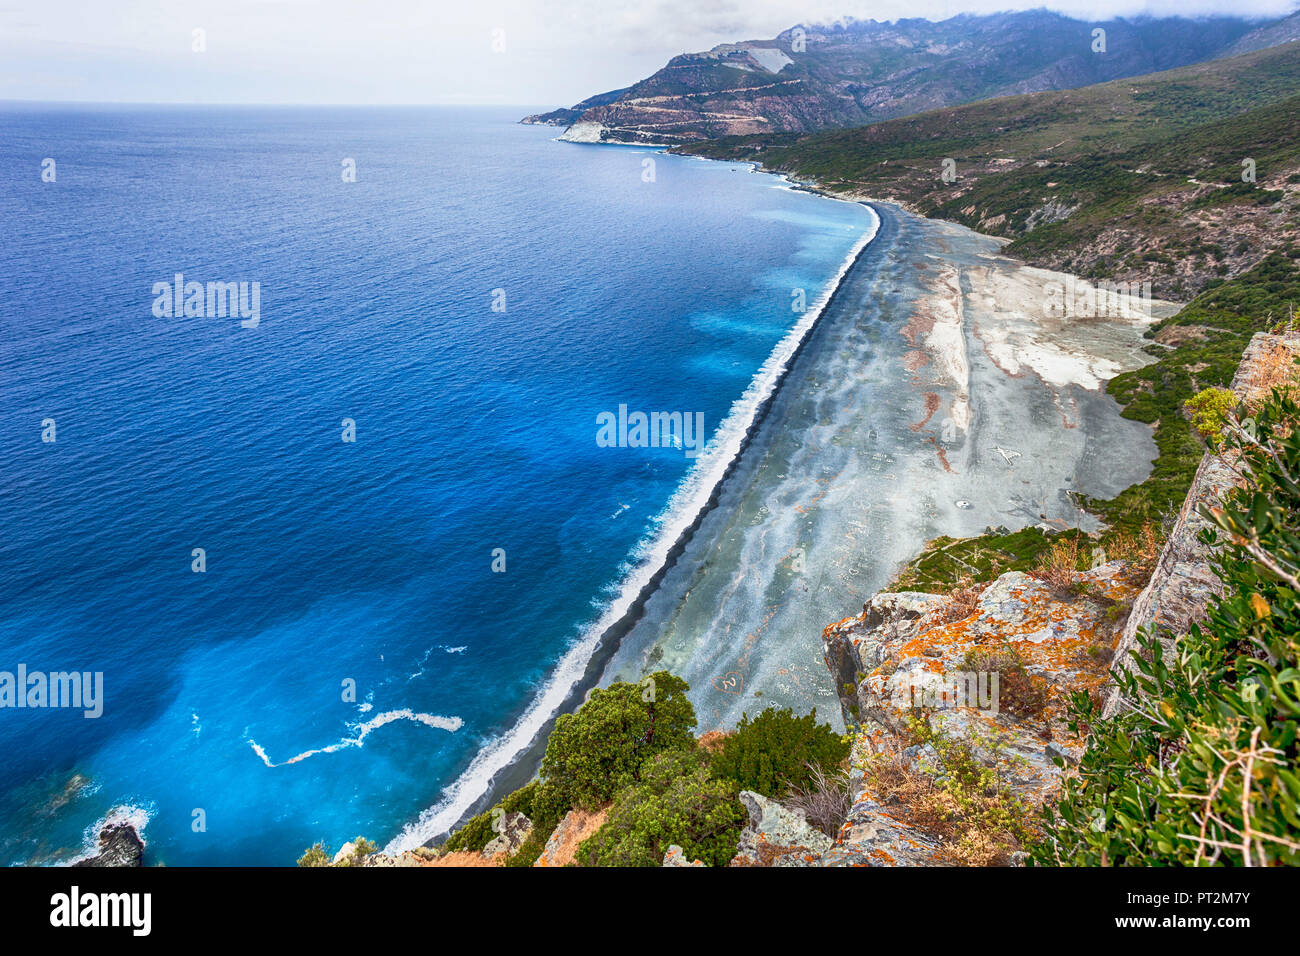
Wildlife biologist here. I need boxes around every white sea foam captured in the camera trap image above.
[384,204,881,854]
[248,709,462,768]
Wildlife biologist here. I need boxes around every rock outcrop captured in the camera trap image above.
[817,560,1144,865]
[729,790,832,867]
[1104,332,1300,716]
[483,811,532,858]
[662,845,705,867]
[73,823,144,867]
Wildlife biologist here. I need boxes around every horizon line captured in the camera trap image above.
[0,98,552,109]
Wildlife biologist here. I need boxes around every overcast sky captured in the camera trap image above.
[0,0,1294,107]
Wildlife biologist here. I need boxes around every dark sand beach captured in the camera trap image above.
[411,200,1178,844]
[597,201,1177,731]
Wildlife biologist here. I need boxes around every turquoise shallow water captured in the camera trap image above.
[0,103,871,864]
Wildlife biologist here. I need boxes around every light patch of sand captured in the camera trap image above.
[982,336,1122,390]
[967,261,1178,392]
[912,262,971,432]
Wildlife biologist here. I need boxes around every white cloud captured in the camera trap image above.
[0,0,1294,104]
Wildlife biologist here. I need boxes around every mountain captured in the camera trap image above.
[525,10,1290,145]
[1222,9,1300,55]
[520,86,629,128]
[680,41,1300,301]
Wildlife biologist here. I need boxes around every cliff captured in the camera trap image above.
[1105,332,1300,715]
[818,560,1144,864]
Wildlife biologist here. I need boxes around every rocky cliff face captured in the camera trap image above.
[1104,332,1300,716]
[532,12,1274,145]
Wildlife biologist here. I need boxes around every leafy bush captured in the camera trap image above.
[1035,391,1300,865]
[296,842,331,867]
[502,782,569,867]
[1184,386,1237,445]
[441,672,695,860]
[710,706,850,797]
[575,750,746,867]
[540,671,697,811]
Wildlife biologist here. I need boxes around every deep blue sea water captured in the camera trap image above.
[0,104,871,865]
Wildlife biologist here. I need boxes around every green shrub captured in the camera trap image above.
[502,782,569,867]
[442,780,558,853]
[710,707,850,797]
[442,672,695,859]
[1184,387,1237,446]
[540,671,697,811]
[296,842,332,867]
[1034,391,1300,866]
[442,810,496,854]
[575,750,746,867]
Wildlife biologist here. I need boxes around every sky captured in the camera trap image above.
[0,0,1295,107]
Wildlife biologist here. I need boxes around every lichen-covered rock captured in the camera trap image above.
[852,563,1137,745]
[819,560,1143,865]
[362,848,438,867]
[729,791,832,867]
[533,809,607,868]
[817,791,940,867]
[483,811,532,858]
[662,845,705,867]
[823,591,948,723]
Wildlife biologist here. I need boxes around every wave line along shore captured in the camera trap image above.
[385,201,882,853]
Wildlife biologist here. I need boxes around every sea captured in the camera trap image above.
[0,103,875,864]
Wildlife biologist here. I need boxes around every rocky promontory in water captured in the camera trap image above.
[73,822,145,868]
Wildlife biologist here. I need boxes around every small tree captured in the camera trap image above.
[541,671,697,810]
[1183,387,1236,446]
[296,842,331,867]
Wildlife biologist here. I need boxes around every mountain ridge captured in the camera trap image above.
[523,9,1299,145]
[677,39,1300,301]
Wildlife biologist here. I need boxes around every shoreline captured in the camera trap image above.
[390,146,1177,854]
[595,198,1172,732]
[385,196,884,853]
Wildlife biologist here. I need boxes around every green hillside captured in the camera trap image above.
[680,43,1300,299]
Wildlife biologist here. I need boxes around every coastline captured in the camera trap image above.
[385,197,883,853]
[391,148,1179,854]
[596,200,1177,732]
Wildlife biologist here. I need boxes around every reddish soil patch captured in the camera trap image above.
[909,392,942,432]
